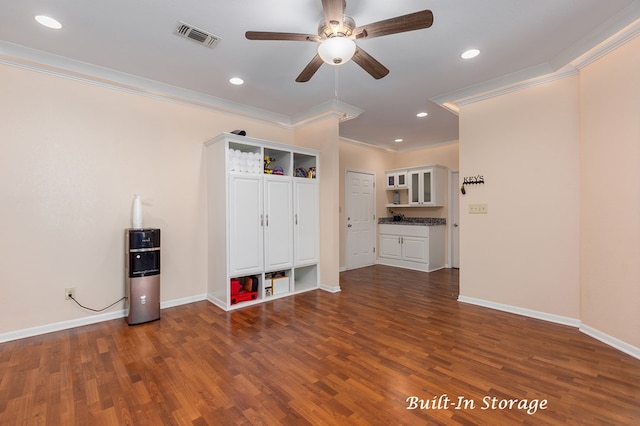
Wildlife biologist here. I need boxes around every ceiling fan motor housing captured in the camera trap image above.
[318,15,355,39]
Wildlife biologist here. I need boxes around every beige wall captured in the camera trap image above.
[579,36,640,348]
[394,142,459,170]
[338,139,459,269]
[0,63,295,336]
[458,35,640,351]
[459,76,582,319]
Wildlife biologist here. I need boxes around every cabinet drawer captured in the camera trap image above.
[379,224,429,238]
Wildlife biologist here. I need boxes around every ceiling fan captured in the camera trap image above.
[245,0,433,82]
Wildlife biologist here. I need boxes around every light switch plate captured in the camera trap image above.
[469,204,488,214]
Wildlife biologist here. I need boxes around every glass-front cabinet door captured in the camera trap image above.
[386,171,407,189]
[397,173,406,187]
[409,171,421,204]
[422,170,432,204]
[409,168,434,205]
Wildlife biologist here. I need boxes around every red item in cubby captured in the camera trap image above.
[230,278,242,295]
[231,291,257,305]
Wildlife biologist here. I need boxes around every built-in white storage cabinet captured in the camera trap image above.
[205,133,319,310]
[385,165,447,207]
[378,224,445,272]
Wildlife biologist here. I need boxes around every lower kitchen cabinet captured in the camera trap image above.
[378,224,445,272]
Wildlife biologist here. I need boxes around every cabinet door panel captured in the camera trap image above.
[264,177,293,270]
[294,180,319,265]
[402,236,429,263]
[422,170,432,204]
[409,171,421,205]
[229,175,263,275]
[386,173,396,189]
[379,234,402,259]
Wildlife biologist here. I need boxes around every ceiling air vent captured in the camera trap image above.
[175,21,221,48]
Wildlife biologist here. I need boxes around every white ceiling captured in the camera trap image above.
[1,0,639,151]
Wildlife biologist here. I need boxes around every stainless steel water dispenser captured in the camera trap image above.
[125,228,160,325]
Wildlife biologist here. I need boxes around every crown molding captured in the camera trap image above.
[570,16,640,70]
[291,98,364,128]
[551,3,640,70]
[0,40,361,130]
[431,15,640,110]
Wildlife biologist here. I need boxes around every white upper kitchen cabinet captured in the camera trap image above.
[408,166,447,207]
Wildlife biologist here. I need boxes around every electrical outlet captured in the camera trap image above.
[65,287,75,300]
[469,204,488,214]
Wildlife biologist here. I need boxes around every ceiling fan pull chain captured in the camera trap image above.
[334,66,339,101]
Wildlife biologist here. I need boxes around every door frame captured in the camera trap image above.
[344,168,377,270]
[448,169,460,268]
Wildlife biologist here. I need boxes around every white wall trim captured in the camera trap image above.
[0,40,361,131]
[0,293,207,344]
[161,293,208,310]
[445,67,579,108]
[320,284,342,293]
[432,14,640,110]
[448,169,459,269]
[580,324,640,360]
[458,295,640,360]
[458,295,581,327]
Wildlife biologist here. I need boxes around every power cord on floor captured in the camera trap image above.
[68,295,128,312]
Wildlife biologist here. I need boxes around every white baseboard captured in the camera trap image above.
[457,295,581,327]
[0,293,207,344]
[161,293,207,309]
[580,324,640,360]
[458,295,640,360]
[320,284,342,293]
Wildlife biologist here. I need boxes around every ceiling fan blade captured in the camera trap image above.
[296,54,324,83]
[352,47,389,79]
[353,10,433,40]
[245,31,320,42]
[322,0,346,33]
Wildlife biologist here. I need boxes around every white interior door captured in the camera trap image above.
[345,170,375,270]
[450,171,460,268]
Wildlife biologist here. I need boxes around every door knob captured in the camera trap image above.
[454,223,458,227]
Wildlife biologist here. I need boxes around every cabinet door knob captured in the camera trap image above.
[347,224,352,228]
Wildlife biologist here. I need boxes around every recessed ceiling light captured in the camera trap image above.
[461,49,480,59]
[394,139,403,143]
[35,15,62,30]
[416,112,428,118]
[229,77,244,85]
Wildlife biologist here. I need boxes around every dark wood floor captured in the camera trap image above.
[1,265,639,425]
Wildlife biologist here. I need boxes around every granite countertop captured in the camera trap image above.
[378,217,446,226]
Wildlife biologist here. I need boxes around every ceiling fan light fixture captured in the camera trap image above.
[318,37,356,65]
